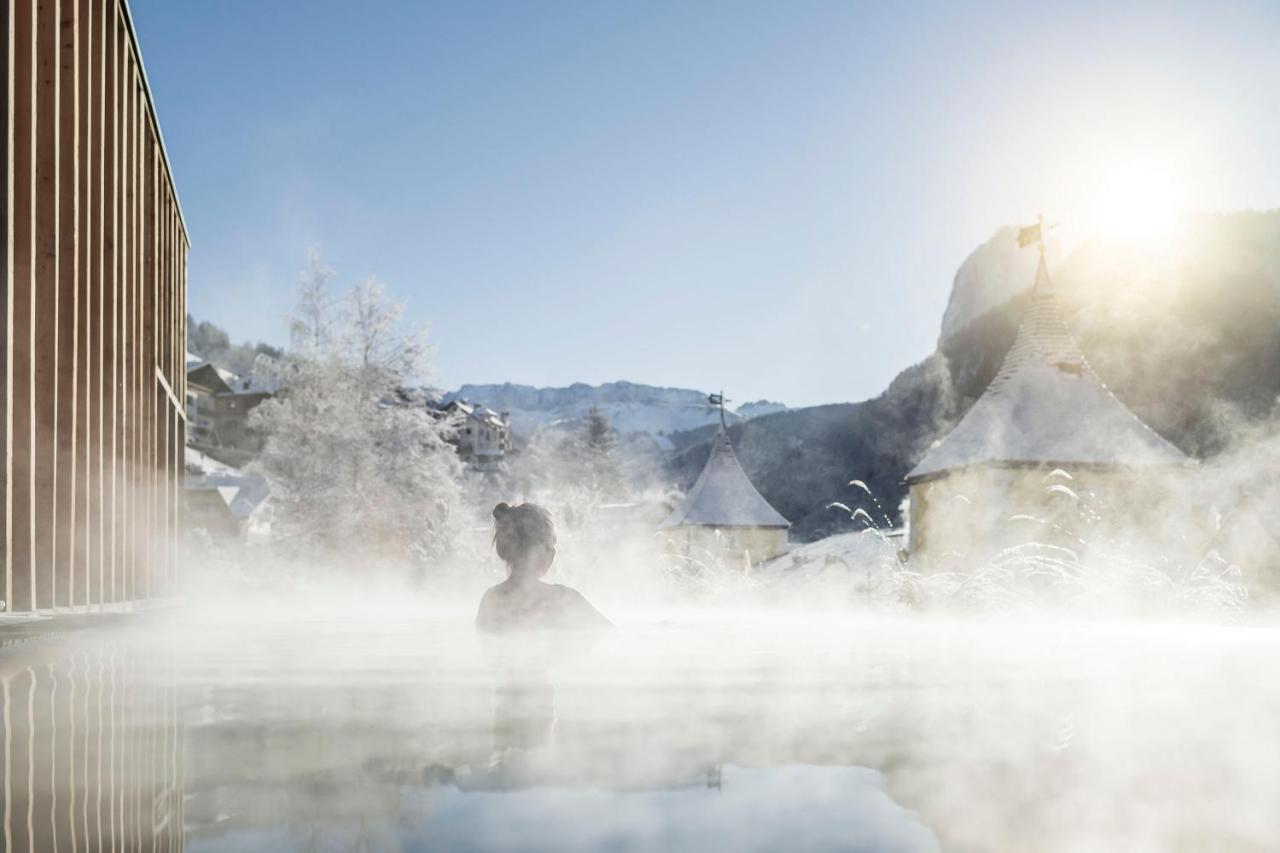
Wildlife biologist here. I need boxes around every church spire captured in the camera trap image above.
[662,390,789,530]
[905,216,1187,484]
[708,390,730,432]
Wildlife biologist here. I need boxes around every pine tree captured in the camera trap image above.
[581,406,623,499]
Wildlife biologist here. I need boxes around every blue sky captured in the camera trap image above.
[132,0,1280,407]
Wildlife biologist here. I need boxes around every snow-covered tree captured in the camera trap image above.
[249,254,463,566]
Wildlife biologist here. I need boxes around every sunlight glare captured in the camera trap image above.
[1085,159,1189,249]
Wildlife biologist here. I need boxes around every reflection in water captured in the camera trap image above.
[465,646,725,794]
[164,619,941,851]
[0,638,183,852]
[4,615,1279,851]
[494,673,556,751]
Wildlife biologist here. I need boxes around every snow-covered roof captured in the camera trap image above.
[907,255,1189,483]
[186,356,239,393]
[185,445,237,477]
[445,399,507,428]
[229,373,279,395]
[185,445,270,520]
[662,427,789,529]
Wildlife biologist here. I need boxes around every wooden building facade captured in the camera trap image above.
[2,0,189,612]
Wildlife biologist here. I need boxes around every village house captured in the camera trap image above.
[185,355,276,466]
[904,246,1190,564]
[437,400,513,471]
[184,447,271,544]
[661,406,791,566]
[186,351,235,445]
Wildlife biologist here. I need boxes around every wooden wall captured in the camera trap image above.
[3,0,188,613]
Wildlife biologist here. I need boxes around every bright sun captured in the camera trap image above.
[1084,160,1189,249]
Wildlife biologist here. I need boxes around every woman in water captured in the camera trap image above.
[476,502,611,634]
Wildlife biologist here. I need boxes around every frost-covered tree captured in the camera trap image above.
[249,253,463,566]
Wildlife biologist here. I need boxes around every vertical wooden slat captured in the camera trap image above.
[129,66,139,604]
[54,0,78,608]
[174,213,181,584]
[12,0,37,612]
[157,178,164,599]
[131,76,140,600]
[174,251,180,587]
[149,157,158,596]
[130,73,140,602]
[141,132,153,598]
[115,15,128,605]
[3,0,14,614]
[158,178,168,596]
[100,0,115,604]
[165,190,173,588]
[118,39,129,605]
[173,216,180,586]
[113,4,126,606]
[161,190,168,591]
[74,0,93,608]
[91,0,104,608]
[33,0,59,611]
[157,185,166,592]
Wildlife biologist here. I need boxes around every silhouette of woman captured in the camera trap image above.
[476,502,611,634]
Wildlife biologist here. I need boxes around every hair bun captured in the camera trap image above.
[493,502,512,520]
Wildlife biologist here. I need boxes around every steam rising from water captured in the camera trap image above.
[149,232,1280,847]
[8,598,1279,851]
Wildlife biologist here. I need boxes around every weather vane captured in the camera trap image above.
[707,390,731,430]
[1016,212,1058,260]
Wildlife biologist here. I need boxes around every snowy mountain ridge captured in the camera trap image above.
[442,381,786,438]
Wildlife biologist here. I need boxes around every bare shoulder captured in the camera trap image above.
[548,583,592,606]
[475,583,508,630]
[550,584,612,627]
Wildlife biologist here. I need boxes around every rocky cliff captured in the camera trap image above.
[672,210,1280,541]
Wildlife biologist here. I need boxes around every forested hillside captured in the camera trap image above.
[672,211,1280,541]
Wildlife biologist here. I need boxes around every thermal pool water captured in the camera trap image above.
[2,609,1279,851]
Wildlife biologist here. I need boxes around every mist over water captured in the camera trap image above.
[154,253,1280,849]
[29,207,1276,852]
[7,585,1280,852]
[3,0,1278,846]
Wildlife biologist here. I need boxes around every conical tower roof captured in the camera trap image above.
[907,255,1188,484]
[663,427,790,529]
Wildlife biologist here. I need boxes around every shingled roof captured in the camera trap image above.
[662,427,790,529]
[907,254,1189,484]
